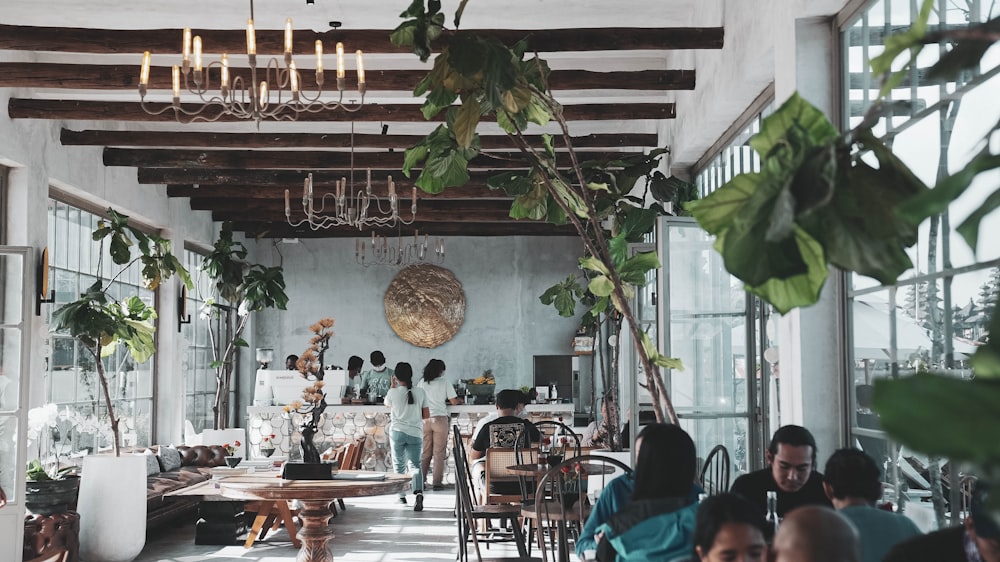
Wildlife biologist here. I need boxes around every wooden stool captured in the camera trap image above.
[243,500,301,548]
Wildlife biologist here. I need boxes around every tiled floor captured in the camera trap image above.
[137,487,525,562]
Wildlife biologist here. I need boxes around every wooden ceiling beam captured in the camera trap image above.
[10,99,676,122]
[165,184,509,199]
[104,148,635,169]
[1,64,695,92]
[232,221,577,238]
[64,129,659,150]
[139,168,509,186]
[0,25,723,54]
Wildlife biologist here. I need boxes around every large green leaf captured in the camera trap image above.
[539,275,583,318]
[619,251,659,286]
[509,182,548,220]
[687,173,758,234]
[417,148,472,193]
[588,275,614,297]
[869,0,934,97]
[453,96,482,148]
[927,15,1000,82]
[422,87,458,120]
[874,373,1000,468]
[897,148,1000,237]
[487,171,534,196]
[957,187,1000,252]
[741,227,829,314]
[750,93,839,158]
[970,304,1000,379]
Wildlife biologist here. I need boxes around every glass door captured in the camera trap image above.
[660,218,769,479]
[0,246,33,559]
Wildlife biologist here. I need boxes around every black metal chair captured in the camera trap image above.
[453,425,538,562]
[533,420,582,462]
[700,444,731,496]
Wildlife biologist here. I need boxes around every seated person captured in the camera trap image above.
[470,390,529,441]
[822,447,921,562]
[884,480,999,562]
[582,397,617,449]
[691,493,768,562]
[590,424,701,561]
[730,425,831,528]
[469,389,540,498]
[770,505,861,562]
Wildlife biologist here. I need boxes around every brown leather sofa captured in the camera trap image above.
[24,444,227,562]
[145,444,227,529]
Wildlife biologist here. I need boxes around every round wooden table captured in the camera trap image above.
[506,462,616,477]
[218,471,411,562]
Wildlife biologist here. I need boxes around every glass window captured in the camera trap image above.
[45,200,156,452]
[182,248,218,433]
[842,0,1000,518]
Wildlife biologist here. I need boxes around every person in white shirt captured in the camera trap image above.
[417,359,463,491]
[385,362,429,511]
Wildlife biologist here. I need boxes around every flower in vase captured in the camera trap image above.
[223,441,241,456]
[261,434,276,450]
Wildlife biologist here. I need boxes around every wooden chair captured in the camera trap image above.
[454,428,538,562]
[534,420,582,461]
[700,444,731,496]
[484,448,523,505]
[243,499,302,549]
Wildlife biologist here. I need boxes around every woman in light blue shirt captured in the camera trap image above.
[385,362,429,511]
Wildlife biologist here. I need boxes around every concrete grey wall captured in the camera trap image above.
[247,235,585,411]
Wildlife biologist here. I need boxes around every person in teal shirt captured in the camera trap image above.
[823,447,921,562]
[360,350,393,401]
[577,424,702,561]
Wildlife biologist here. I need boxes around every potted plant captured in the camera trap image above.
[222,441,242,467]
[260,434,277,457]
[51,207,191,562]
[283,318,336,479]
[24,404,80,515]
[392,2,685,424]
[200,222,288,430]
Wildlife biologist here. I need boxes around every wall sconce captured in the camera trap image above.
[177,285,192,332]
[36,247,55,316]
[256,348,274,369]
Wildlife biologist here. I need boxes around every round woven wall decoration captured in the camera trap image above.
[384,264,466,348]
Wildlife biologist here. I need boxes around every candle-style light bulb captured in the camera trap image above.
[336,42,345,91]
[315,40,324,85]
[171,64,180,99]
[289,61,299,98]
[246,19,256,58]
[220,53,230,94]
[284,18,294,62]
[284,189,291,217]
[182,28,191,67]
[258,80,268,108]
[193,36,203,72]
[356,50,365,91]
[139,51,151,88]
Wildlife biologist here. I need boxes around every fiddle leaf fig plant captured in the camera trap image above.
[394,1,684,424]
[200,222,288,429]
[52,208,191,456]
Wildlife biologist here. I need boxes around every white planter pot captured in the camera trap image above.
[78,455,147,562]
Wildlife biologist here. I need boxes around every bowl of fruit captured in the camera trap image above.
[462,371,496,404]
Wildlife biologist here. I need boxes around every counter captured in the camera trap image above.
[245,403,574,474]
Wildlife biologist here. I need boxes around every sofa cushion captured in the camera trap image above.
[139,450,160,476]
[158,445,183,471]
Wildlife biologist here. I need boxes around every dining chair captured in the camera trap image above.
[484,447,524,505]
[525,454,632,562]
[243,500,302,549]
[534,420,582,462]
[699,444,731,496]
[453,427,538,562]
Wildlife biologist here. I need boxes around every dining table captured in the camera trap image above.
[217,470,411,562]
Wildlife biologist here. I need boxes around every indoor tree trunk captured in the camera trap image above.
[90,346,122,456]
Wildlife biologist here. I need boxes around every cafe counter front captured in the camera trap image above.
[245,403,574,474]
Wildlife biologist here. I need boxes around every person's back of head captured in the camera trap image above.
[423,359,446,382]
[495,389,522,411]
[769,425,819,465]
[772,506,860,562]
[632,423,696,500]
[692,493,767,561]
[348,355,364,371]
[370,350,386,367]
[823,447,881,503]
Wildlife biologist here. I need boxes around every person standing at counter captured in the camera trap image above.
[285,354,299,370]
[385,362,429,511]
[418,359,463,491]
[360,350,393,402]
[346,355,364,397]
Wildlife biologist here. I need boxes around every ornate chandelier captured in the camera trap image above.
[138,0,365,124]
[356,230,445,267]
[284,123,418,230]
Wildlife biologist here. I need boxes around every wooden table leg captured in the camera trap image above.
[295,499,336,562]
[244,501,275,549]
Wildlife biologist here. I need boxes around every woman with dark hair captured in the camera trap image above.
[592,423,701,561]
[418,359,462,491]
[385,362,429,511]
[691,493,767,562]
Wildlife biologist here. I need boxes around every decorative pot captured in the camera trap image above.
[260,447,275,458]
[78,455,146,562]
[25,475,80,515]
[225,456,242,468]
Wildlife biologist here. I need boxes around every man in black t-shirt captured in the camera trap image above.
[469,389,540,498]
[730,425,832,523]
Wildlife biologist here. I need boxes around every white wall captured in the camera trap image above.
[247,235,586,418]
